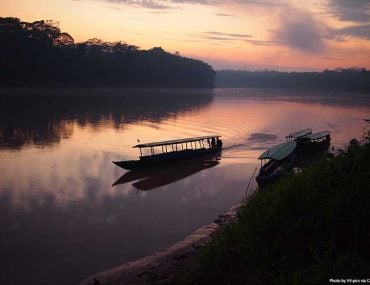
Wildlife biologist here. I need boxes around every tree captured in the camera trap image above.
[0,17,215,88]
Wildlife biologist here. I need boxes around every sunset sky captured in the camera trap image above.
[1,0,370,70]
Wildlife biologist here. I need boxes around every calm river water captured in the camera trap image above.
[0,88,369,284]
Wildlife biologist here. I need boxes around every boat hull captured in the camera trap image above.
[256,154,296,187]
[296,139,331,154]
[113,152,220,190]
[113,147,222,170]
[256,138,330,187]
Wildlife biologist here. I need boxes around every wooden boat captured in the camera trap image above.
[286,128,312,141]
[295,130,331,153]
[256,141,297,187]
[113,151,221,190]
[113,135,222,170]
[256,129,331,187]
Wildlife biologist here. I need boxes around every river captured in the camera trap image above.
[0,88,369,284]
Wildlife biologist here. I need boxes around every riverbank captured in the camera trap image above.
[81,131,370,285]
[80,204,243,285]
[176,132,370,284]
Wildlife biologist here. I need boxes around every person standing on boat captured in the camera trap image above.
[211,137,216,148]
[217,138,223,148]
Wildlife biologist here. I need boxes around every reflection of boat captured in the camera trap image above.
[256,141,297,187]
[113,135,222,170]
[113,152,221,190]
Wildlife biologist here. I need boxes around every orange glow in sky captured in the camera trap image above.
[1,0,370,70]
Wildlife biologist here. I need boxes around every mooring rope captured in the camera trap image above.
[246,167,258,195]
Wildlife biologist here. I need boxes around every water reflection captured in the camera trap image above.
[0,162,249,285]
[215,88,370,109]
[0,88,369,285]
[113,152,221,191]
[0,89,214,149]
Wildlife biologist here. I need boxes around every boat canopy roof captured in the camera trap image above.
[258,141,297,160]
[286,128,312,139]
[307,130,330,141]
[133,135,221,148]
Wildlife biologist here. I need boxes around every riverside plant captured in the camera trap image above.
[176,130,370,285]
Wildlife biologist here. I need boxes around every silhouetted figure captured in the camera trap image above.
[211,137,216,148]
[217,138,223,147]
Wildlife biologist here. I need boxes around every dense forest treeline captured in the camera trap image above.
[2,17,370,92]
[216,69,370,93]
[0,17,215,88]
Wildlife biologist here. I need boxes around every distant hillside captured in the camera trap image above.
[0,17,215,88]
[216,69,370,93]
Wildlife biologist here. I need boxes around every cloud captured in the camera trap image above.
[184,31,275,47]
[215,13,237,17]
[154,31,252,45]
[268,3,370,48]
[322,56,346,61]
[77,0,172,9]
[191,31,255,44]
[333,23,370,40]
[245,39,276,46]
[206,31,253,38]
[169,0,214,3]
[270,6,329,53]
[74,0,287,10]
[328,0,370,23]
[203,36,239,41]
[155,0,286,6]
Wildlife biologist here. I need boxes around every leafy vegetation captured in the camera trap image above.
[177,131,370,284]
[216,69,370,93]
[0,17,215,88]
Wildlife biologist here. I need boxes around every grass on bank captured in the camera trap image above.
[176,132,370,285]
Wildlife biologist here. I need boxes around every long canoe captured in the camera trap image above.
[113,135,222,170]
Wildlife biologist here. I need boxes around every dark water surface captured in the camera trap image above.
[0,88,369,284]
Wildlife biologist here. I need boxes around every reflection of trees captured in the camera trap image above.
[0,89,214,149]
[0,119,74,149]
[214,87,370,109]
[0,159,234,285]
